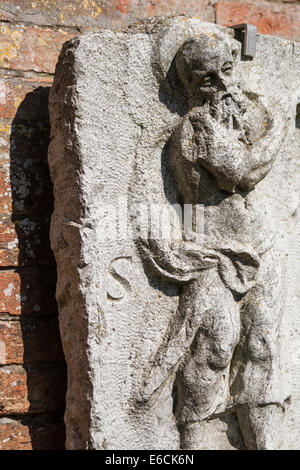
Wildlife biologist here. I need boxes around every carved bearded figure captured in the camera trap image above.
[139,31,288,449]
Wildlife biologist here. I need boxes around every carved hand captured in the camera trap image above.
[189,104,287,192]
[190,109,246,192]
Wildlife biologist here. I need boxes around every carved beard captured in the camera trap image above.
[208,88,246,123]
[208,88,250,144]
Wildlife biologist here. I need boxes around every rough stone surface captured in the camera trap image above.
[48,17,300,450]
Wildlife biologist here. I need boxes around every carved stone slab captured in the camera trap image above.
[48,18,300,450]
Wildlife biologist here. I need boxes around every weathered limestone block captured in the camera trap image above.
[48,17,300,450]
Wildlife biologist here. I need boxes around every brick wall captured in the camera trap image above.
[0,0,299,451]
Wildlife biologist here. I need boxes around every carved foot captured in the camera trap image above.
[236,403,284,450]
[179,421,207,450]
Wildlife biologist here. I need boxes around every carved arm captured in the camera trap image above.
[185,108,287,193]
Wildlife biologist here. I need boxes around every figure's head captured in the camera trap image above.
[175,33,239,101]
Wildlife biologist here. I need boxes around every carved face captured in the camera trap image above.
[176,34,238,100]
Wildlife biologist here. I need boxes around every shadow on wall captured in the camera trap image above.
[296,103,300,129]
[9,87,67,450]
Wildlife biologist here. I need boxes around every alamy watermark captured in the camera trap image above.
[96,196,205,246]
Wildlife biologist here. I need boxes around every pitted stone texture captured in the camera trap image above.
[48,18,300,449]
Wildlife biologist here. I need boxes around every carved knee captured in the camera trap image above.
[204,312,239,370]
[248,332,275,363]
[208,339,236,369]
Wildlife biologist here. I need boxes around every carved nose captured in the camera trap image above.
[200,72,227,91]
[216,75,228,91]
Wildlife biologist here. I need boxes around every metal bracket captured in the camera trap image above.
[231,23,257,58]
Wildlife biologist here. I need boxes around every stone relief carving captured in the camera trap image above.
[138,31,288,449]
[48,17,300,450]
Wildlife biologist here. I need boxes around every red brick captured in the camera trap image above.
[0,319,64,364]
[0,172,11,215]
[0,365,66,415]
[5,120,50,167]
[0,122,10,155]
[0,0,125,29]
[0,216,54,267]
[0,366,27,414]
[0,86,51,159]
[215,2,300,42]
[0,0,216,29]
[0,22,76,73]
[0,0,104,27]
[0,76,52,120]
[145,0,212,19]
[0,154,53,217]
[116,0,131,14]
[0,137,53,216]
[0,118,50,170]
[0,119,54,266]
[0,272,19,315]
[1,160,53,217]
[0,321,23,364]
[0,219,18,266]
[0,83,53,217]
[0,126,11,215]
[0,415,65,450]
[0,270,57,317]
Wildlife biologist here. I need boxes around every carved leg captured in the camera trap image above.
[173,269,240,449]
[234,249,285,449]
[142,267,235,402]
[236,404,284,450]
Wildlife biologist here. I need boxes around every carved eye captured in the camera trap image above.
[193,70,213,88]
[201,75,213,86]
[221,62,233,75]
